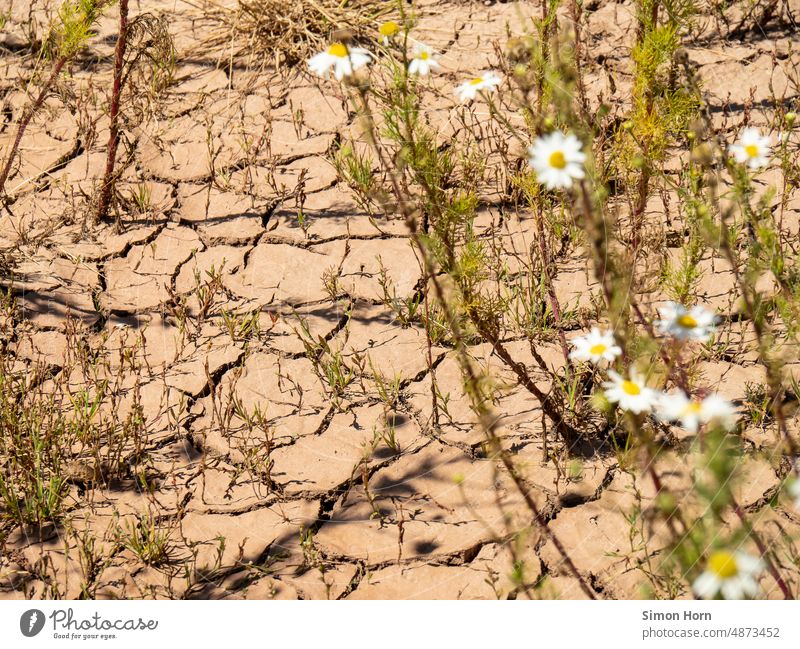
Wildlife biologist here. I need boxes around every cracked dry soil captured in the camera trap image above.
[1,0,800,600]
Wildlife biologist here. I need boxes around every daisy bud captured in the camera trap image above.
[657,492,677,515]
[506,37,528,63]
[590,390,612,413]
[512,64,534,91]
[331,28,354,44]
[691,142,714,166]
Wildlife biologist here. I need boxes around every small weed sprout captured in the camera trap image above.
[120,511,173,567]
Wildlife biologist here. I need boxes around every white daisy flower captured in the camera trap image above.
[408,43,440,76]
[788,480,800,510]
[657,391,736,432]
[308,42,372,81]
[693,550,764,600]
[379,21,400,45]
[603,369,660,415]
[569,327,622,366]
[655,301,717,342]
[528,130,587,190]
[455,71,502,102]
[729,127,771,170]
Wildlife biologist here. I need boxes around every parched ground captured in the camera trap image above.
[0,0,799,599]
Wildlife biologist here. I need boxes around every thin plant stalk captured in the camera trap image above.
[533,205,571,367]
[96,0,129,224]
[351,84,598,599]
[0,58,68,198]
[0,0,112,199]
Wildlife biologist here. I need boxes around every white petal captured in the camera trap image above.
[721,578,744,600]
[734,552,764,574]
[332,59,351,80]
[739,575,760,598]
[565,163,585,179]
[307,52,333,76]
[729,145,746,163]
[681,413,701,433]
[693,572,720,599]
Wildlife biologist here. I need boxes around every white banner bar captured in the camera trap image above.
[1,600,798,648]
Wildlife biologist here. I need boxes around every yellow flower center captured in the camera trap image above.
[677,314,698,329]
[419,51,429,60]
[683,401,703,415]
[622,381,641,396]
[549,150,567,169]
[327,42,348,58]
[708,551,739,579]
[589,343,607,355]
[744,144,759,158]
[379,21,399,37]
[469,77,484,86]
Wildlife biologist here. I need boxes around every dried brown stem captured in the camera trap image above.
[96,0,130,224]
[0,58,67,198]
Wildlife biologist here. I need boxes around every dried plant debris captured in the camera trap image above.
[204,0,390,69]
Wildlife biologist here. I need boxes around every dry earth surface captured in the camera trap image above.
[0,0,799,599]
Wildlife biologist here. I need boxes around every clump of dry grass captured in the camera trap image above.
[205,0,389,70]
